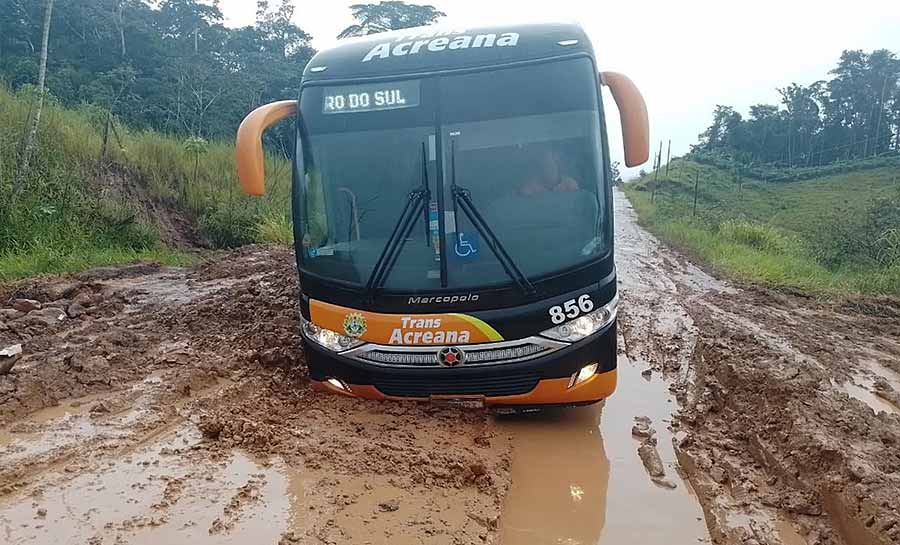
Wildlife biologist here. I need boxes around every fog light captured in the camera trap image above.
[568,363,599,388]
[325,377,350,392]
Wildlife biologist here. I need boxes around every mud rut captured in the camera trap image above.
[1,192,899,545]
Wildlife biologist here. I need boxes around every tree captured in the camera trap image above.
[337,1,446,39]
[14,0,54,197]
[743,104,782,163]
[155,0,224,55]
[823,49,900,160]
[184,135,209,187]
[778,82,824,166]
[692,48,900,167]
[609,161,623,185]
[0,0,30,62]
[696,105,743,152]
[0,0,315,143]
[255,0,312,59]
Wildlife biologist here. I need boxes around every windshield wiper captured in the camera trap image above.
[365,143,431,298]
[449,140,536,296]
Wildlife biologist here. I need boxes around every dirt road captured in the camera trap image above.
[1,191,899,544]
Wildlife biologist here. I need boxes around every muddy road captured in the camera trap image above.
[1,191,899,544]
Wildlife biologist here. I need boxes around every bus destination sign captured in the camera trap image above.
[322,80,420,114]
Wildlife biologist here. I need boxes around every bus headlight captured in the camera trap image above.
[569,362,599,388]
[301,317,363,352]
[540,295,618,343]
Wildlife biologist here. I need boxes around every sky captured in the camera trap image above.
[220,0,900,178]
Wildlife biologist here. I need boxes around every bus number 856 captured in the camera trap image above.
[548,294,594,324]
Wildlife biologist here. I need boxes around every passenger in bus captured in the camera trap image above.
[518,148,579,196]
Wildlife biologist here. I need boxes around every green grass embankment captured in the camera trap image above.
[0,85,293,281]
[623,160,900,296]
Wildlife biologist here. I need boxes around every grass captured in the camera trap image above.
[624,160,900,297]
[0,84,292,281]
[0,247,196,282]
[253,211,294,246]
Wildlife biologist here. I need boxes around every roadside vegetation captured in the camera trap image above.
[0,84,292,281]
[624,160,900,296]
[627,46,900,297]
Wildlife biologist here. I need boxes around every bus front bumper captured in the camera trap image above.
[311,369,617,407]
[304,322,618,407]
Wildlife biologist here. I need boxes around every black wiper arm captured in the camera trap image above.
[452,186,536,296]
[449,141,536,296]
[365,144,430,298]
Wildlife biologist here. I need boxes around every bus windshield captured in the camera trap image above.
[295,57,608,292]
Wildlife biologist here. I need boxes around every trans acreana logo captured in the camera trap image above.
[362,29,520,63]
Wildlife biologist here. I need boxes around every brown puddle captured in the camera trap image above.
[776,518,808,545]
[499,404,609,544]
[500,350,710,544]
[832,377,898,415]
[0,373,229,466]
[0,425,302,545]
[0,392,111,462]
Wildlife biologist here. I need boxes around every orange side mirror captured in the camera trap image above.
[235,100,298,196]
[600,72,649,167]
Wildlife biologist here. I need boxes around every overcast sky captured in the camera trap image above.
[220,0,900,177]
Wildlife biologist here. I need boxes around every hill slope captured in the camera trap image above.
[623,159,900,296]
[0,86,292,281]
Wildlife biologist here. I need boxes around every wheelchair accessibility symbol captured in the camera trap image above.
[454,232,479,259]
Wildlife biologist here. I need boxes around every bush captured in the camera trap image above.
[254,211,293,246]
[809,192,900,269]
[717,220,790,253]
[878,229,900,268]
[198,205,259,248]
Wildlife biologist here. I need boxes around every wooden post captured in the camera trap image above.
[109,117,125,153]
[100,112,111,160]
[651,141,662,203]
[665,139,672,176]
[692,172,700,217]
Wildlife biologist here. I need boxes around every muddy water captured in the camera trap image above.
[499,351,709,544]
[0,373,228,467]
[0,426,297,545]
[834,377,898,415]
[499,403,609,543]
[599,354,708,542]
[0,392,109,457]
[496,189,711,544]
[776,518,809,545]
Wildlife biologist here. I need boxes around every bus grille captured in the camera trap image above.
[375,372,540,398]
[342,337,567,367]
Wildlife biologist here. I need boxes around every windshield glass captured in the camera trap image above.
[296,57,608,291]
[297,79,440,288]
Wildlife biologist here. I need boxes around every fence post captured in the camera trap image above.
[665,139,672,176]
[692,172,700,217]
[101,112,111,160]
[651,141,662,203]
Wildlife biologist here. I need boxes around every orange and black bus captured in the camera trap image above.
[236,22,648,408]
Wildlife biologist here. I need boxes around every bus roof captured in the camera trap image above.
[302,22,594,83]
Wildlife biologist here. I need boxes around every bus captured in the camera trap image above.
[235,22,649,408]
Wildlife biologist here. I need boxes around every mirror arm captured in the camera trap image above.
[235,100,298,196]
[600,72,650,167]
